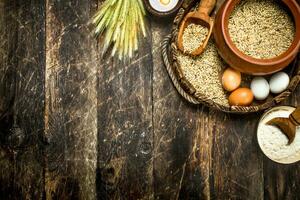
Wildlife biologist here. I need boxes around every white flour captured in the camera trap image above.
[257,106,300,164]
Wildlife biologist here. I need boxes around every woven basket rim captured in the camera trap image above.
[167,0,300,113]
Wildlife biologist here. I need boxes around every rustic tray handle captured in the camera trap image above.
[161,35,201,104]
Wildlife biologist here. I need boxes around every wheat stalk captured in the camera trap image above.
[92,0,147,60]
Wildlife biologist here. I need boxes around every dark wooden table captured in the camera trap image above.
[0,0,300,199]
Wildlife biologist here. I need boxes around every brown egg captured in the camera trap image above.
[222,68,241,92]
[229,88,254,106]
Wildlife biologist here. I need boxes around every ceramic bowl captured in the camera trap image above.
[213,0,300,75]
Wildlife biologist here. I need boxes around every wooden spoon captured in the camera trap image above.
[177,0,216,56]
[267,106,300,145]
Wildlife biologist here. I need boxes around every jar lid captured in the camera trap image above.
[143,0,183,17]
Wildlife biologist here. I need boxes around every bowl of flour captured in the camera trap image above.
[257,106,300,164]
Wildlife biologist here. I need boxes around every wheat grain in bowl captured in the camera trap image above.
[177,40,229,106]
[228,0,295,59]
[182,23,209,53]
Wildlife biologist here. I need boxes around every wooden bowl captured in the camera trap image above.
[143,0,183,17]
[213,0,300,75]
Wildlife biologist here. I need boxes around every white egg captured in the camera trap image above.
[269,72,290,94]
[250,77,270,100]
[149,0,179,12]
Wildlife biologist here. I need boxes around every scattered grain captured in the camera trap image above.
[228,0,295,59]
[183,23,208,53]
[177,40,229,106]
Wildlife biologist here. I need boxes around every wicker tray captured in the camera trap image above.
[161,0,300,114]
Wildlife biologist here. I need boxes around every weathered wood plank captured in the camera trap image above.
[152,17,212,199]
[0,1,19,198]
[177,106,213,200]
[0,0,46,199]
[13,0,46,198]
[96,15,154,200]
[210,111,264,200]
[263,161,300,200]
[0,1,15,116]
[45,0,98,199]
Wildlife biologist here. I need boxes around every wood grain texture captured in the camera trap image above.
[152,16,212,199]
[0,0,16,156]
[45,0,98,199]
[0,0,46,199]
[210,111,264,200]
[0,0,300,199]
[96,19,154,200]
[0,1,19,198]
[177,106,213,200]
[0,0,15,116]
